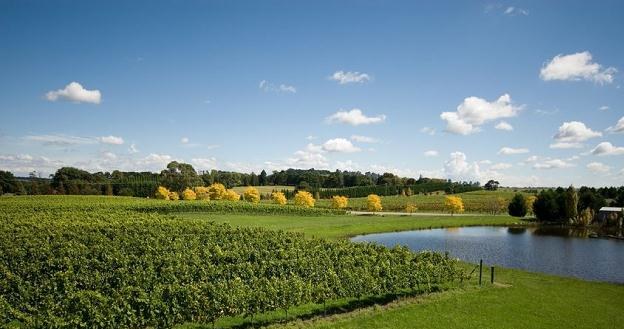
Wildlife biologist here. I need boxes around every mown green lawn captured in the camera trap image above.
[176,212,624,329]
[177,213,524,240]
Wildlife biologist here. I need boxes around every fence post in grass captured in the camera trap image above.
[479,259,483,286]
[491,266,495,284]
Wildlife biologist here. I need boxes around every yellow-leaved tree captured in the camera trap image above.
[525,195,537,215]
[294,191,315,208]
[405,203,418,213]
[155,186,170,200]
[208,183,227,200]
[193,186,210,200]
[243,187,260,203]
[367,194,382,212]
[444,196,464,215]
[181,188,197,201]
[223,189,240,201]
[271,191,287,205]
[331,195,349,209]
[168,191,180,201]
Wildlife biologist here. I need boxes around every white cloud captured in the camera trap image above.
[129,143,139,154]
[0,153,65,175]
[495,121,513,131]
[444,152,481,181]
[350,135,378,143]
[498,147,529,155]
[599,105,609,111]
[101,151,117,160]
[504,7,529,16]
[424,150,439,157]
[540,51,617,84]
[591,142,624,156]
[420,127,436,135]
[606,117,624,134]
[553,121,602,146]
[24,134,95,147]
[45,82,102,104]
[138,153,174,168]
[587,162,610,173]
[181,137,189,144]
[326,108,386,126]
[287,143,329,168]
[306,135,317,141]
[335,160,360,171]
[322,138,361,153]
[491,163,512,170]
[191,157,217,170]
[550,142,583,149]
[533,159,575,170]
[440,94,520,135]
[329,71,371,84]
[98,135,124,145]
[259,80,296,93]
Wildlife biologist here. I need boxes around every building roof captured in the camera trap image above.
[599,207,624,212]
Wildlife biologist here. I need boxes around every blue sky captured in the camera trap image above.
[1,0,623,187]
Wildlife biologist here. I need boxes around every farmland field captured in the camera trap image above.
[232,185,294,195]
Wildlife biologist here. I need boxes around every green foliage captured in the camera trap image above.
[508,194,528,217]
[0,196,460,328]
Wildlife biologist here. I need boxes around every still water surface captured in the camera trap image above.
[351,226,624,283]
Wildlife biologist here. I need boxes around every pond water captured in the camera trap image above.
[351,226,624,283]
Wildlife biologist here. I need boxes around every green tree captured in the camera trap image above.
[259,170,267,186]
[159,161,203,192]
[508,193,527,217]
[564,185,579,222]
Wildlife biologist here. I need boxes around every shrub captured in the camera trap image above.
[243,187,260,203]
[209,183,227,200]
[223,189,240,201]
[294,191,315,208]
[182,188,197,201]
[118,187,134,197]
[405,203,418,213]
[155,186,170,200]
[271,191,287,205]
[168,191,179,201]
[508,193,527,217]
[444,196,464,215]
[194,186,210,200]
[366,194,382,212]
[331,196,349,209]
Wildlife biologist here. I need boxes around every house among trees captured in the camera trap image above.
[597,207,624,224]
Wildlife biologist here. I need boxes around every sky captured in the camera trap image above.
[0,0,623,187]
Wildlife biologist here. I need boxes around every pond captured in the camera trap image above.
[351,226,624,283]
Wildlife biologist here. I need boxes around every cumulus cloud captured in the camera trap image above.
[504,6,529,16]
[420,127,435,135]
[191,157,217,170]
[444,152,481,181]
[498,147,529,155]
[326,108,386,126]
[533,159,575,170]
[495,121,513,131]
[259,80,296,93]
[24,134,95,147]
[550,121,601,149]
[45,82,102,104]
[540,51,617,84]
[322,138,361,153]
[329,71,371,84]
[98,135,124,145]
[350,135,378,143]
[591,142,624,156]
[587,162,610,173]
[287,144,329,168]
[440,94,520,135]
[424,150,439,157]
[606,117,624,134]
[138,153,174,167]
[0,154,65,175]
[491,163,512,170]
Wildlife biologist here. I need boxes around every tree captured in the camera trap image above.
[525,195,537,215]
[271,191,287,205]
[223,189,240,201]
[243,187,260,203]
[250,172,259,186]
[259,170,268,186]
[564,185,578,222]
[193,186,210,200]
[208,183,227,200]
[159,161,203,192]
[508,193,527,217]
[182,188,197,201]
[405,204,418,213]
[484,180,499,191]
[331,196,348,209]
[155,186,170,200]
[294,191,315,208]
[487,197,507,215]
[168,191,179,201]
[444,196,464,215]
[533,190,561,222]
[366,194,383,212]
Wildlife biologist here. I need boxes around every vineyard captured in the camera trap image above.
[316,190,529,213]
[0,196,462,328]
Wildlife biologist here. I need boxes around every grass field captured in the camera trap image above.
[177,211,624,329]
